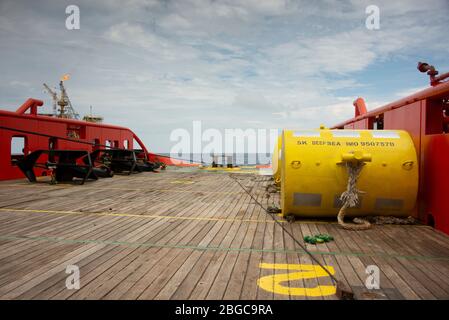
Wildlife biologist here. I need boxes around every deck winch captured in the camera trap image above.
[90,149,158,175]
[278,129,418,218]
[17,150,106,184]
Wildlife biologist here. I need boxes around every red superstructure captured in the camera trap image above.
[333,63,449,234]
[0,98,193,181]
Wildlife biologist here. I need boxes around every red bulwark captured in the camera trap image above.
[0,98,187,181]
[332,81,449,234]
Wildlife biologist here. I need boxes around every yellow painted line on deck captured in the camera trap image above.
[0,207,281,224]
[0,184,240,195]
[0,207,339,225]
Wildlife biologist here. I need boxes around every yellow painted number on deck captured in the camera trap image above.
[257,263,336,297]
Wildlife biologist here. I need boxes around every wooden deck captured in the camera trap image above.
[1,167,449,300]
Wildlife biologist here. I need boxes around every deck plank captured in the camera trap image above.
[1,169,449,300]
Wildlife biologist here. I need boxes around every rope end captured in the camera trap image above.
[336,281,355,300]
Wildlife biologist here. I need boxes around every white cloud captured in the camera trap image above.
[267,30,377,75]
[105,23,157,49]
[9,80,31,87]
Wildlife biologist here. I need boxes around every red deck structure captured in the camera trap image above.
[0,98,193,182]
[332,65,449,234]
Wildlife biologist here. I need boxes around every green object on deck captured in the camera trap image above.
[304,233,334,244]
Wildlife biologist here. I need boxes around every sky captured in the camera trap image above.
[0,0,448,153]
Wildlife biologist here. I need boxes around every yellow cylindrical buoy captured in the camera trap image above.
[280,129,418,218]
[272,135,282,186]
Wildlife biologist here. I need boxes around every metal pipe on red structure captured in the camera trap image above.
[14,98,43,115]
[418,61,449,87]
[353,97,367,117]
[332,80,449,129]
[432,71,449,86]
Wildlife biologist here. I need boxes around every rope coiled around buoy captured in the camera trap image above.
[337,161,371,231]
